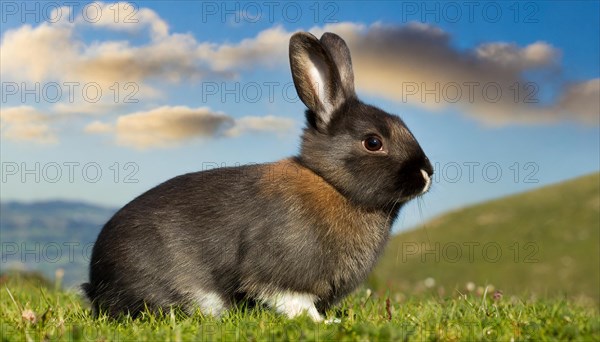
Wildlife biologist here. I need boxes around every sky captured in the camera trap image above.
[1,1,599,231]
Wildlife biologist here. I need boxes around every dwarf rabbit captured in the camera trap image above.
[83,31,433,322]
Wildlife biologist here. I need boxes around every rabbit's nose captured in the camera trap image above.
[423,157,434,177]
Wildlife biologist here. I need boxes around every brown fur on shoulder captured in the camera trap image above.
[257,158,392,304]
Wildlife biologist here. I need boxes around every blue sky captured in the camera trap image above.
[1,1,599,231]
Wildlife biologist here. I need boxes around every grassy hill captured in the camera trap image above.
[370,172,600,304]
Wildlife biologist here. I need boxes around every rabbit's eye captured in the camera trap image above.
[363,136,383,152]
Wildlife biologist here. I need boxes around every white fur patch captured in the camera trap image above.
[262,291,322,322]
[421,169,431,194]
[192,292,226,316]
[309,64,334,118]
[310,66,326,101]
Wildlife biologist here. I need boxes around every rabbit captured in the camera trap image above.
[83,31,433,322]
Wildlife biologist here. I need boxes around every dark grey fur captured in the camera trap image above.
[83,32,433,318]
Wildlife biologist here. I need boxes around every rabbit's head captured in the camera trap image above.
[290,32,433,212]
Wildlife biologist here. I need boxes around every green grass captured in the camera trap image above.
[371,173,600,304]
[1,272,599,341]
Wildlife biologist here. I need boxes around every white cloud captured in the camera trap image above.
[52,102,124,115]
[225,115,295,137]
[0,2,223,96]
[0,24,212,86]
[82,106,296,149]
[475,41,559,70]
[74,2,169,40]
[197,25,291,71]
[113,106,234,149]
[0,24,78,82]
[0,106,57,144]
[84,120,114,134]
[556,78,600,125]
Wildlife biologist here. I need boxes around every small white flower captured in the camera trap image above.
[466,282,476,292]
[21,309,37,324]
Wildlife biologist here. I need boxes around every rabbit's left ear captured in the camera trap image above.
[289,32,347,130]
[320,32,355,99]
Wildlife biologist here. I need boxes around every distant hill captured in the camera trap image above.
[370,173,600,303]
[0,201,115,287]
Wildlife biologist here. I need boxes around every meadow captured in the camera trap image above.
[2,272,598,341]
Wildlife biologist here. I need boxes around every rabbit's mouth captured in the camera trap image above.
[420,169,432,194]
[395,167,433,202]
[412,167,433,198]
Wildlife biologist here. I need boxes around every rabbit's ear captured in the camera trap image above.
[289,32,346,130]
[320,32,355,98]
